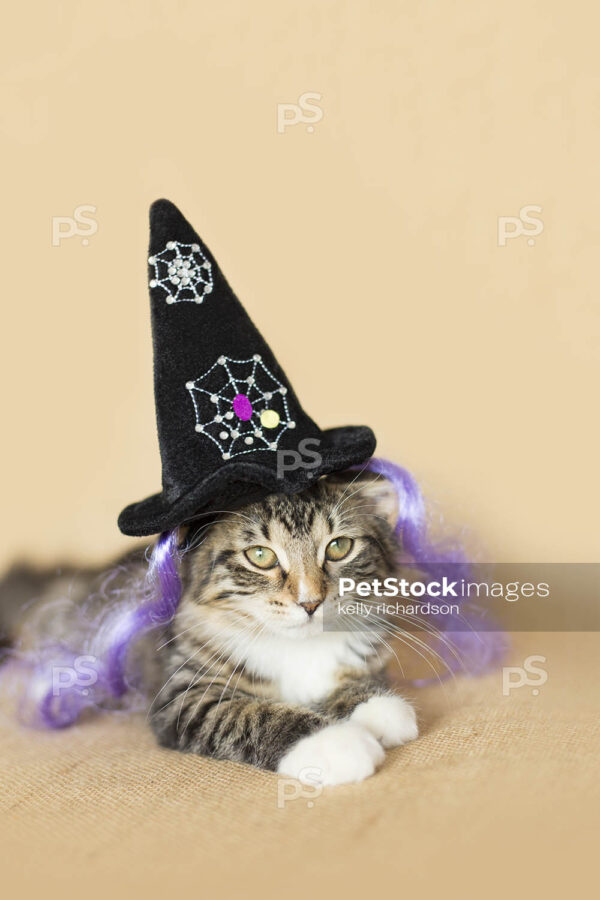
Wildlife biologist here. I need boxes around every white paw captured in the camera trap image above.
[350,695,418,748]
[277,721,385,787]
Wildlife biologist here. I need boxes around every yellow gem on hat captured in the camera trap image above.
[260,409,280,429]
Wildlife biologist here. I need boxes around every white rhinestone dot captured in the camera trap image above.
[246,377,255,385]
[253,354,261,361]
[214,415,223,422]
[210,394,218,403]
[166,241,175,250]
[218,356,226,365]
[186,381,194,389]
[195,424,203,432]
[245,437,254,445]
[219,431,228,440]
[195,297,203,304]
[192,243,200,251]
[264,392,272,400]
[149,279,157,288]
[225,411,234,420]
[166,296,174,304]
[231,430,240,439]
[148,256,155,264]
[280,387,287,395]
[222,452,231,460]
[269,442,277,450]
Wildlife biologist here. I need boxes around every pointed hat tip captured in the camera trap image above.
[150,198,183,223]
[149,199,200,250]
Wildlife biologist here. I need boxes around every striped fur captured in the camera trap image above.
[149,472,405,770]
[1,472,417,776]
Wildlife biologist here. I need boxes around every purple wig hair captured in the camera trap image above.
[3,458,506,728]
[4,531,182,729]
[363,458,508,685]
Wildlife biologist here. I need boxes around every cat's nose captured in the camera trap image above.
[300,599,324,617]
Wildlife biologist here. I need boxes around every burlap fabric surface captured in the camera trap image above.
[1,632,598,899]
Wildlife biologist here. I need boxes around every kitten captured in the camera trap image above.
[0,472,418,786]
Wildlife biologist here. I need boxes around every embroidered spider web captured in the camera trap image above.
[148,240,213,304]
[186,355,296,459]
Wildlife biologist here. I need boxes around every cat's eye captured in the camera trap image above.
[244,546,279,569]
[325,537,354,561]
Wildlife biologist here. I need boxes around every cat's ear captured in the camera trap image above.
[177,524,191,545]
[176,523,203,551]
[328,471,399,528]
[356,472,399,528]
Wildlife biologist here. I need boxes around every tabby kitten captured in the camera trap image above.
[1,472,418,786]
[150,471,418,785]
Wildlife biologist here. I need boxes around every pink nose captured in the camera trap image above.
[300,599,323,617]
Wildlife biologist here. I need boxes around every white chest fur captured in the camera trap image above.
[226,629,371,705]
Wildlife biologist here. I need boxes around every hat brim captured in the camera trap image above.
[118,426,376,537]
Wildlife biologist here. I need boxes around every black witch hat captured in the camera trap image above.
[118,200,376,536]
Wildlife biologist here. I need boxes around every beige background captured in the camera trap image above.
[1,0,598,568]
[1,3,599,899]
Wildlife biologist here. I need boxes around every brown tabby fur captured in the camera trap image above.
[1,472,406,771]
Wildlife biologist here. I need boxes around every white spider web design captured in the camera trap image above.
[185,354,296,459]
[148,240,213,304]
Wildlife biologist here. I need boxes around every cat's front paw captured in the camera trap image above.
[277,721,385,787]
[350,695,418,748]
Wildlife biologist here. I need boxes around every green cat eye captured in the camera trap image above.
[325,537,354,561]
[244,546,279,569]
